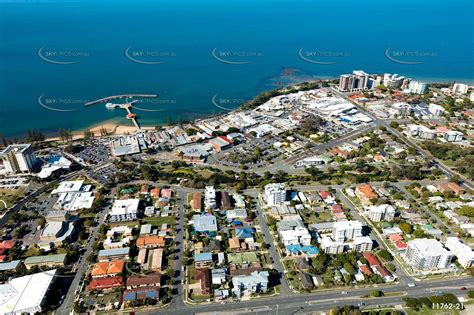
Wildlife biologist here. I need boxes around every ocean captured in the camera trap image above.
[0,0,473,138]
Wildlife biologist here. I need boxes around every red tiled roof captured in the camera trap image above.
[375,265,391,278]
[0,240,16,250]
[359,265,373,276]
[126,274,161,287]
[356,184,378,200]
[319,191,332,199]
[363,252,380,266]
[218,136,233,144]
[88,276,124,290]
[388,234,403,242]
[394,240,408,249]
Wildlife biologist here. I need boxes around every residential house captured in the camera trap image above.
[88,276,124,291]
[355,184,378,205]
[98,247,130,262]
[24,254,67,270]
[231,271,270,298]
[136,236,165,249]
[90,260,125,278]
[194,252,213,269]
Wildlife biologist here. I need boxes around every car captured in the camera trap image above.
[341,291,348,295]
[460,287,467,292]
[407,283,416,287]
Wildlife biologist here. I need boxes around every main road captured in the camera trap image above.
[134,276,472,315]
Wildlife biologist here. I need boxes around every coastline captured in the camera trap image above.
[25,74,474,143]
[44,119,156,142]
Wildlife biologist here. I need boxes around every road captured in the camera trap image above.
[169,190,186,308]
[134,276,473,315]
[56,191,112,315]
[251,193,292,297]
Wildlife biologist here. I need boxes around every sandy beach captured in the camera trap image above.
[44,119,157,142]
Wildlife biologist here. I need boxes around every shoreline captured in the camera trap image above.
[12,74,474,142]
[44,119,157,142]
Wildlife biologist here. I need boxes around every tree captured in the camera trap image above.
[185,128,198,136]
[399,222,413,234]
[378,249,393,261]
[458,206,474,218]
[83,129,95,139]
[370,290,383,297]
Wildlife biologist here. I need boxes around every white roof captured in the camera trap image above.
[408,238,451,256]
[354,236,372,244]
[51,180,85,194]
[0,269,56,314]
[333,220,363,230]
[110,199,140,216]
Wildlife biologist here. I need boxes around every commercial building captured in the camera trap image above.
[111,135,146,156]
[264,183,286,206]
[109,199,140,222]
[405,239,453,270]
[0,144,37,174]
[445,237,474,268]
[39,211,75,249]
[208,136,232,152]
[50,180,95,213]
[0,269,57,314]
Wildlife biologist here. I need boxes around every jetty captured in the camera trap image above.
[86,94,158,131]
[85,94,157,106]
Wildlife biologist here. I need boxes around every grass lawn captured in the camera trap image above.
[406,307,459,315]
[143,216,175,226]
[0,187,26,209]
[22,245,41,258]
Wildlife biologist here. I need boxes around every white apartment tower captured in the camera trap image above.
[338,70,369,92]
[0,144,37,174]
[332,220,363,242]
[405,239,453,270]
[445,237,474,268]
[452,83,469,95]
[264,183,286,206]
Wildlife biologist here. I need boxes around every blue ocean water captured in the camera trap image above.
[0,0,473,138]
